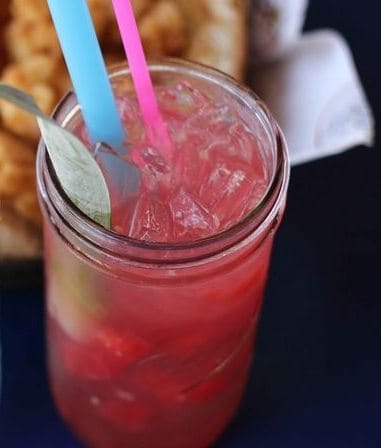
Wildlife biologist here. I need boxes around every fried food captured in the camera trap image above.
[0,1,11,67]
[138,1,189,56]
[0,0,248,259]
[0,208,42,259]
[9,0,50,22]
[183,0,248,80]
[0,131,39,220]
[1,56,60,140]
[0,130,41,258]
[5,18,60,61]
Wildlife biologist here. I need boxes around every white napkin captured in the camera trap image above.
[251,0,309,64]
[249,3,374,165]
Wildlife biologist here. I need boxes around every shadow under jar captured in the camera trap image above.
[36,60,289,448]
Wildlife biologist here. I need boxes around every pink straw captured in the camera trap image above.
[111,0,172,158]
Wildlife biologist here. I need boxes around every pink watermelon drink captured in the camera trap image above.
[37,60,289,448]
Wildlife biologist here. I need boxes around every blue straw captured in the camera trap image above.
[47,0,125,149]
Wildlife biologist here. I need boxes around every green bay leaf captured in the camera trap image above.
[0,84,111,229]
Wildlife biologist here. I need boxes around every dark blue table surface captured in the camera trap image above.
[1,1,381,447]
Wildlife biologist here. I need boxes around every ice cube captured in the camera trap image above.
[169,187,219,241]
[131,145,172,193]
[128,192,173,242]
[200,161,267,229]
[198,122,262,167]
[173,144,211,194]
[158,81,209,117]
[117,97,145,144]
[182,102,235,137]
[206,103,237,132]
[228,122,264,166]
[199,162,232,207]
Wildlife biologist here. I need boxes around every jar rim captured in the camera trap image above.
[36,58,290,265]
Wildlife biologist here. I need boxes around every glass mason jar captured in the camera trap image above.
[36,60,289,448]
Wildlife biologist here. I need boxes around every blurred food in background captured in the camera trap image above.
[0,0,248,260]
